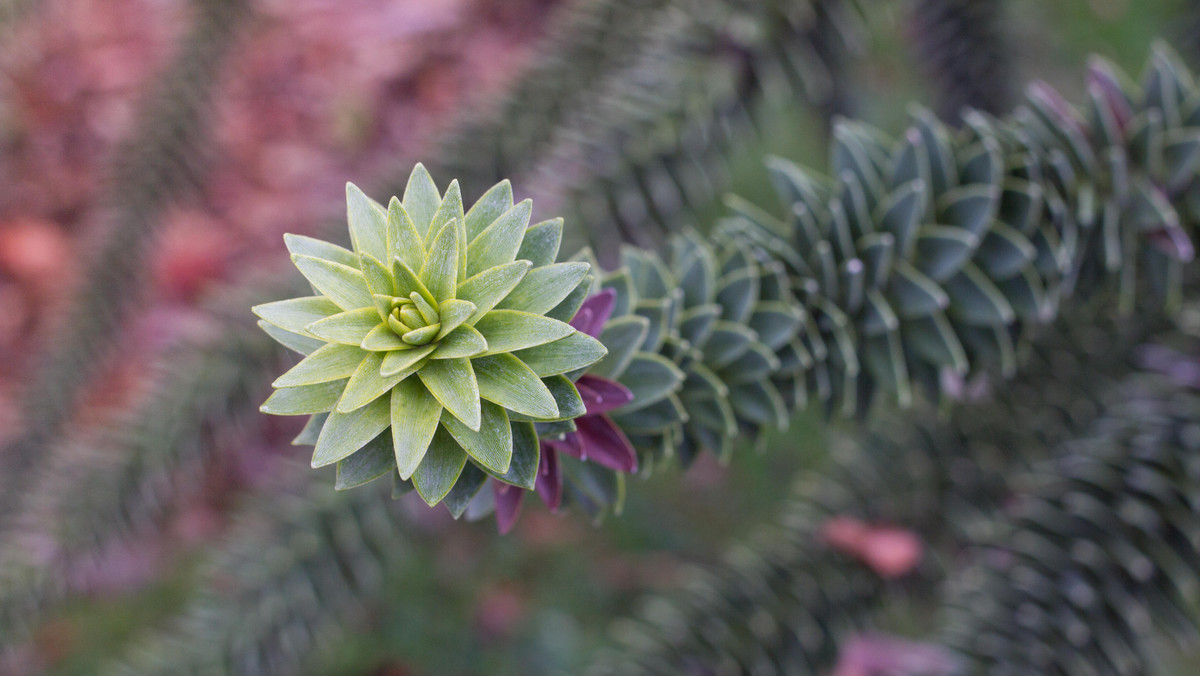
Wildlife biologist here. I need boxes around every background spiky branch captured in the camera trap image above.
[0,0,253,531]
[586,300,1169,674]
[909,0,1015,122]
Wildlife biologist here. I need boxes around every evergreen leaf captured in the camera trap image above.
[380,344,436,377]
[511,332,608,377]
[473,353,559,419]
[311,394,391,467]
[420,220,460,302]
[412,427,468,506]
[617,353,685,412]
[345,183,389,263]
[475,310,576,354]
[464,179,514,241]
[515,218,564,268]
[334,432,394,490]
[418,357,481,430]
[291,255,373,311]
[258,321,324,355]
[260,379,347,416]
[273,343,365,388]
[253,296,342,336]
[456,261,531,323]
[429,325,488,360]
[402,163,441,237]
[387,196,425,273]
[442,400,513,474]
[284,233,359,268]
[391,377,442,479]
[466,199,533,277]
[305,307,382,345]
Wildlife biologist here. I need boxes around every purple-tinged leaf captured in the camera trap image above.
[575,415,638,473]
[570,289,616,337]
[493,482,525,535]
[535,444,562,512]
[575,375,634,414]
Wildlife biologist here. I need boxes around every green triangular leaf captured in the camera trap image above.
[511,332,608,377]
[544,274,593,323]
[258,320,324,355]
[284,233,358,268]
[616,353,685,412]
[359,253,394,297]
[311,394,391,467]
[466,199,532,277]
[412,427,468,506]
[456,261,530,323]
[306,307,382,345]
[387,197,425,274]
[435,299,476,340]
[253,296,342,336]
[273,343,365,388]
[346,183,389,263]
[361,323,409,351]
[487,422,539,489]
[391,376,442,479]
[335,432,395,490]
[292,255,372,311]
[464,179,513,240]
[261,379,346,415]
[418,357,481,430]
[380,343,436,377]
[542,375,585,420]
[421,220,460,302]
[442,400,512,474]
[475,310,575,354]
[428,179,464,247]
[292,412,328,445]
[515,218,563,268]
[589,315,649,380]
[888,260,949,318]
[913,225,979,282]
[429,325,488,360]
[339,349,425,412]
[392,255,437,306]
[403,163,441,238]
[472,353,559,419]
[442,463,488,518]
[495,261,589,315]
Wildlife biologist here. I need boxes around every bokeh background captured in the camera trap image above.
[0,0,1198,674]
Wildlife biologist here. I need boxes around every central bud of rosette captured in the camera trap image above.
[254,164,609,508]
[386,293,452,346]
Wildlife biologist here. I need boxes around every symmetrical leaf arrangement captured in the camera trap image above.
[540,42,1200,510]
[4,0,1200,669]
[254,166,607,507]
[587,300,1160,675]
[256,44,1200,530]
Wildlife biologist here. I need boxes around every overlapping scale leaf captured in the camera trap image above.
[556,45,1200,488]
[712,42,1200,416]
[255,166,606,507]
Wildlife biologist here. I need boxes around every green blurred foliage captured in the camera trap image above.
[36,1,1200,675]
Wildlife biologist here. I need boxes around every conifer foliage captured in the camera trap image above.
[3,1,1200,674]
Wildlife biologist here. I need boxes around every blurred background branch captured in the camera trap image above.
[2,1,1200,675]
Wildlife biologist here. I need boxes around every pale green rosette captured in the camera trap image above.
[253,165,606,506]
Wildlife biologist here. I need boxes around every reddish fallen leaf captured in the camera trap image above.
[0,219,71,287]
[821,516,923,579]
[473,584,527,642]
[829,633,960,676]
